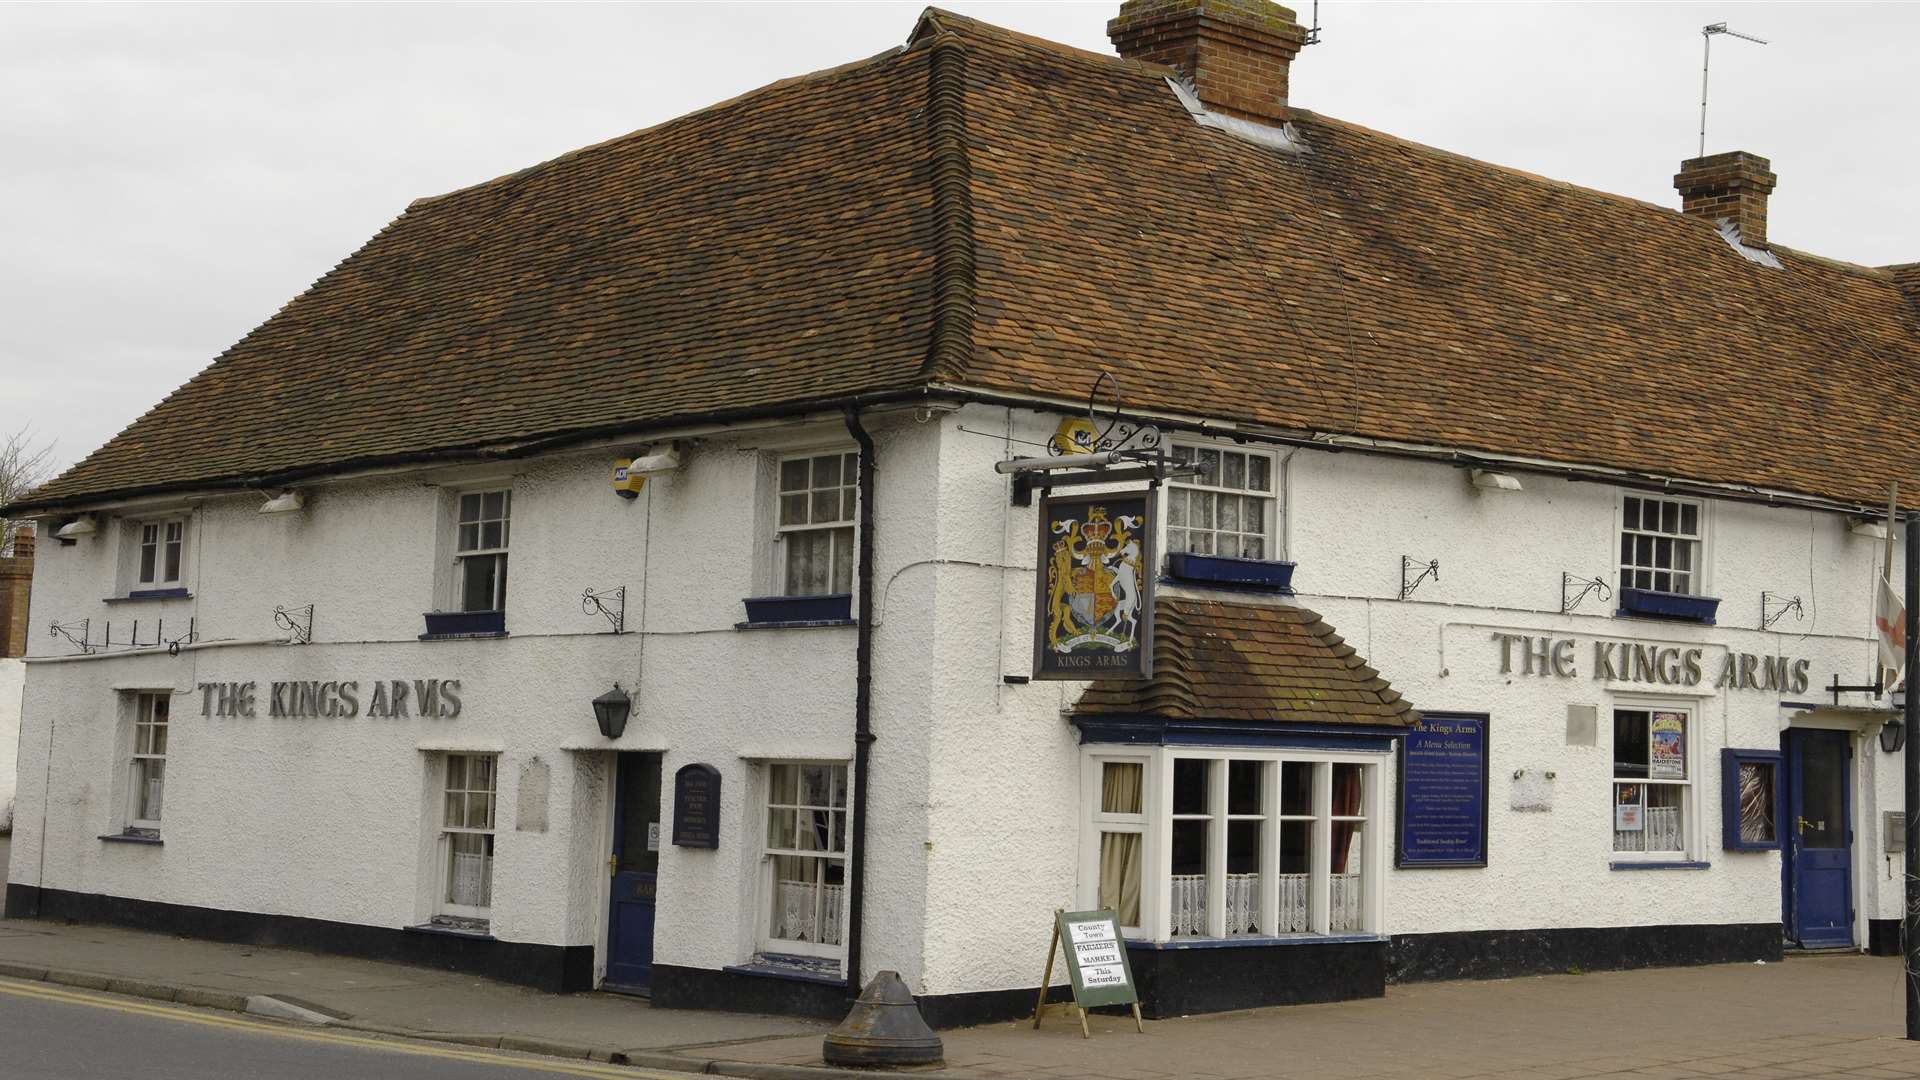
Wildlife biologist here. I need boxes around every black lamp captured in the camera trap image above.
[592,683,632,740]
[1882,717,1905,754]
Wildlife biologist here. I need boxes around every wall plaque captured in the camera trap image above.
[1033,491,1153,681]
[1396,712,1490,868]
[671,763,721,849]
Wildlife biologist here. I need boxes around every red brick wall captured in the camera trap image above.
[1109,0,1307,125]
[0,526,34,658]
[1674,151,1777,248]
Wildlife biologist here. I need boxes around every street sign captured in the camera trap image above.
[1031,909,1143,1038]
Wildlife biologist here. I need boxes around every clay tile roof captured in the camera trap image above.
[16,7,1920,513]
[1072,596,1418,726]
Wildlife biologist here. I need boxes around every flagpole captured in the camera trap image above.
[1903,510,1917,1041]
[1884,483,1898,688]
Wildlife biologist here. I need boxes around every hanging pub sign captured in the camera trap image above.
[1033,491,1153,680]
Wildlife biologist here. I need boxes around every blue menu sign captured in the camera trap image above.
[1396,712,1490,868]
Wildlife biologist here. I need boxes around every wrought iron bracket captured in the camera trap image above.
[1828,673,1884,706]
[275,604,315,645]
[1010,456,1199,507]
[1400,556,1440,601]
[583,587,626,634]
[1561,573,1611,615]
[48,618,94,655]
[1761,592,1804,631]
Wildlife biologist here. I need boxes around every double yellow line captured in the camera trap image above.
[0,976,690,1078]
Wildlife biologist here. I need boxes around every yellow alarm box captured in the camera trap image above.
[612,459,645,498]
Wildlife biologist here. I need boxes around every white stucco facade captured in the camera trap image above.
[8,401,1906,1015]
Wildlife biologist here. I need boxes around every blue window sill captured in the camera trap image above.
[418,631,511,642]
[742,594,853,624]
[106,588,192,603]
[734,618,858,631]
[422,610,506,638]
[98,832,163,845]
[1616,588,1719,625]
[1164,553,1296,594]
[724,954,845,985]
[404,922,494,941]
[1609,860,1710,871]
[1129,933,1385,950]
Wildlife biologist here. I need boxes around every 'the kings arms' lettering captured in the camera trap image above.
[1491,633,1809,694]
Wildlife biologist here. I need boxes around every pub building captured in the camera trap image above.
[6,0,1918,1024]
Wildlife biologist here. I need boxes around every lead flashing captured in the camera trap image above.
[1166,78,1308,153]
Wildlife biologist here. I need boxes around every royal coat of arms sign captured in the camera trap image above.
[1034,491,1154,680]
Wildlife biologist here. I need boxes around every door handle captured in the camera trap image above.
[609,854,618,877]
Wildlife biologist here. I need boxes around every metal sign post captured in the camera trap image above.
[1904,513,1918,1040]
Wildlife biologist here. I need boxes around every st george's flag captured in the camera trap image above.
[1877,574,1907,685]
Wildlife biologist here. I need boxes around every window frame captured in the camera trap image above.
[1609,700,1700,863]
[1165,442,1281,562]
[452,489,511,614]
[437,752,499,921]
[1080,747,1386,943]
[126,692,170,832]
[757,759,852,961]
[1617,493,1707,598]
[771,449,861,598]
[133,516,188,590]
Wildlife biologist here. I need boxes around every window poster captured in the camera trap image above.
[1033,492,1153,680]
[1616,785,1644,831]
[1649,711,1686,780]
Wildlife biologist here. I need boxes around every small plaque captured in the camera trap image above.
[1888,811,1907,855]
[672,763,721,849]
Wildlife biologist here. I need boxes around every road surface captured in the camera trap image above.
[0,976,697,1080]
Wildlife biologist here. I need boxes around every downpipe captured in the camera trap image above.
[843,406,877,993]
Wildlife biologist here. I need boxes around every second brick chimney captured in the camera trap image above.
[1109,0,1309,126]
[1674,151,1778,248]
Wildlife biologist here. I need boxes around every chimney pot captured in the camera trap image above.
[1675,150,1777,248]
[1109,0,1308,125]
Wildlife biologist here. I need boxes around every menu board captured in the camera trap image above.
[1396,713,1490,868]
[1055,910,1138,1010]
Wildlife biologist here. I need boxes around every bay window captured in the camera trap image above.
[1083,749,1384,941]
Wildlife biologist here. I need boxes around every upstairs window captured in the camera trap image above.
[455,491,510,612]
[1167,445,1276,560]
[776,451,858,596]
[135,518,186,589]
[1620,496,1701,596]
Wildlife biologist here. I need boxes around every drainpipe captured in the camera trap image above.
[842,405,876,993]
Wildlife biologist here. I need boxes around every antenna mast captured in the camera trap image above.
[1699,22,1768,158]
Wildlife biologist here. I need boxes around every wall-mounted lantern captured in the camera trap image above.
[1882,717,1905,755]
[592,684,632,739]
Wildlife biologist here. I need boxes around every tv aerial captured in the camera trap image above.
[1698,22,1768,157]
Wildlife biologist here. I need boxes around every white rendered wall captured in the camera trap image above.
[13,401,1906,1004]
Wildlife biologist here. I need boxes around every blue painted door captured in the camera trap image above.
[605,752,662,992]
[1784,730,1852,949]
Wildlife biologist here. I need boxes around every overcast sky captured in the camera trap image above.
[3,2,1915,477]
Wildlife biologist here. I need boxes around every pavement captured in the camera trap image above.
[1,909,1920,1079]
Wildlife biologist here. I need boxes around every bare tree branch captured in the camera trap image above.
[1,426,57,556]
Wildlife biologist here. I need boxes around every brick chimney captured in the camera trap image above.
[1,524,33,658]
[1674,151,1777,248]
[1109,0,1308,126]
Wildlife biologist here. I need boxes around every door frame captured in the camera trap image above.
[1779,717,1865,950]
[591,747,669,989]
